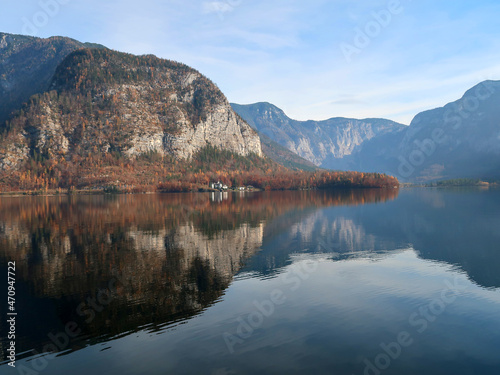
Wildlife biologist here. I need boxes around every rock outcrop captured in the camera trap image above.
[164,103,262,159]
[0,48,261,172]
[231,102,404,169]
[0,132,29,171]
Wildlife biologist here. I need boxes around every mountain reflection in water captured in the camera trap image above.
[1,187,499,375]
[0,189,398,358]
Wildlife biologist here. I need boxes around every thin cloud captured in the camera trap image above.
[3,0,500,125]
[202,1,236,15]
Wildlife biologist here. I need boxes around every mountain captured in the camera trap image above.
[251,132,318,171]
[0,48,261,172]
[233,81,500,182]
[0,34,397,192]
[231,102,406,170]
[347,80,500,182]
[0,32,312,173]
[0,32,105,126]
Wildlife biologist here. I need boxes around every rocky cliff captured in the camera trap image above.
[0,48,261,174]
[232,102,405,169]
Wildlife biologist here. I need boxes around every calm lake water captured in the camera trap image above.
[1,188,500,375]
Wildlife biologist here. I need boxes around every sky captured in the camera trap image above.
[2,0,500,124]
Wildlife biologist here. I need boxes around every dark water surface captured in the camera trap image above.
[1,188,499,375]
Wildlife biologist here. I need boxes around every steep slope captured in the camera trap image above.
[0,32,104,126]
[348,80,500,182]
[0,48,261,174]
[258,133,318,171]
[231,102,405,169]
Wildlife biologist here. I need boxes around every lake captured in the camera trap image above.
[1,188,499,375]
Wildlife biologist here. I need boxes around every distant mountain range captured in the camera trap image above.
[233,82,500,182]
[349,81,500,182]
[232,102,405,170]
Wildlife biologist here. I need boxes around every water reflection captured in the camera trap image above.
[1,187,499,375]
[0,189,398,359]
[243,188,500,289]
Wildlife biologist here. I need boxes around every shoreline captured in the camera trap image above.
[0,185,400,197]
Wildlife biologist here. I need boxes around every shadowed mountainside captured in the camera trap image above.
[0,32,104,126]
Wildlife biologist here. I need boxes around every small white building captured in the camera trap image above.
[211,181,228,190]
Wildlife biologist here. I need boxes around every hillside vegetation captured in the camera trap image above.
[0,40,398,193]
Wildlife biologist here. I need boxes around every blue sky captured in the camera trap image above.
[2,0,500,124]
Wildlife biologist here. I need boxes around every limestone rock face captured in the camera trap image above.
[28,103,70,157]
[0,49,262,171]
[232,102,404,169]
[165,103,262,159]
[0,132,29,171]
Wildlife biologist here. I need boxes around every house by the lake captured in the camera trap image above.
[211,181,228,190]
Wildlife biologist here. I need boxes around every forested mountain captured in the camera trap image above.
[0,32,104,126]
[0,48,264,190]
[0,33,317,172]
[0,36,396,192]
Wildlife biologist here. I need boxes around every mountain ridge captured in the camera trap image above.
[0,32,105,126]
[0,34,397,192]
[233,80,500,182]
[0,47,262,172]
[231,102,405,168]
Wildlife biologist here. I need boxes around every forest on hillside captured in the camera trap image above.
[0,144,398,193]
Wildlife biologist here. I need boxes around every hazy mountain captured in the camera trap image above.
[233,81,500,182]
[0,32,105,126]
[231,102,405,170]
[347,80,500,182]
